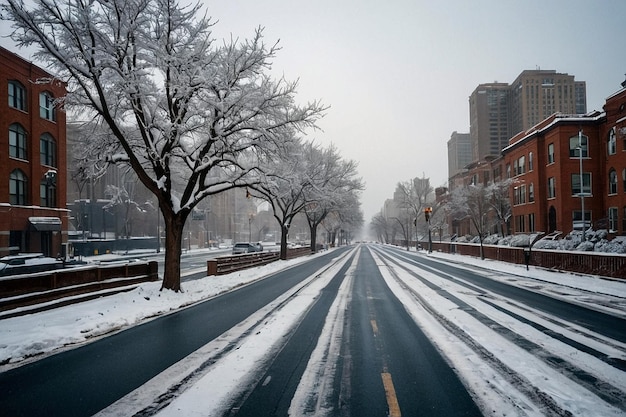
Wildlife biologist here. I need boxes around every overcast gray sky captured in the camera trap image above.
[3,0,626,227]
[204,0,626,223]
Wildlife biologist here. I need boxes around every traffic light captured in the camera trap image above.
[424,207,432,221]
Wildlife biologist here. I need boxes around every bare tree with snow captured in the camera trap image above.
[302,144,363,252]
[2,0,325,291]
[487,178,514,237]
[251,137,313,260]
[395,177,433,249]
[371,212,391,244]
[446,183,492,259]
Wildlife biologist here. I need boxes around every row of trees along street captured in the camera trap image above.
[371,176,514,260]
[2,0,363,291]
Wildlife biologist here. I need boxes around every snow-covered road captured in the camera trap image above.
[372,245,626,416]
[1,244,625,416]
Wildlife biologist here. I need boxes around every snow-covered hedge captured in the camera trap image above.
[460,230,626,254]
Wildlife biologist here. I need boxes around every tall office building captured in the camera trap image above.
[509,70,587,135]
[447,131,472,178]
[469,83,510,162]
[468,70,586,163]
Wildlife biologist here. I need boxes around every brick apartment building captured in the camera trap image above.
[0,46,68,257]
[450,85,626,239]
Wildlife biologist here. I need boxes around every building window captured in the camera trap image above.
[569,134,588,158]
[623,207,626,232]
[548,143,555,164]
[516,215,526,233]
[609,169,618,195]
[40,180,57,207]
[40,133,57,167]
[528,213,535,232]
[548,177,556,198]
[571,173,591,196]
[623,168,626,193]
[529,183,534,202]
[516,156,525,175]
[9,123,27,160]
[39,92,57,121]
[608,127,617,155]
[573,210,592,230]
[608,207,618,233]
[8,80,27,111]
[514,185,526,205]
[528,152,534,171]
[9,169,27,205]
[506,164,511,178]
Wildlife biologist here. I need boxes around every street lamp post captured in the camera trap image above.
[248,215,251,242]
[578,130,586,242]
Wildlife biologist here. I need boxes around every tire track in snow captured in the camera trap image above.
[372,246,626,416]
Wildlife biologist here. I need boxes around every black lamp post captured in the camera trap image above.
[424,207,433,253]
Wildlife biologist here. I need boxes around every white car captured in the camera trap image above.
[232,242,263,255]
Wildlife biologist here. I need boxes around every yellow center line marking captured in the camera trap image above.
[370,319,379,335]
[381,372,402,417]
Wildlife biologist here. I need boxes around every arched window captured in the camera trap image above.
[9,123,27,160]
[39,91,56,121]
[8,80,27,111]
[40,133,57,167]
[609,169,618,195]
[608,127,617,155]
[9,169,27,205]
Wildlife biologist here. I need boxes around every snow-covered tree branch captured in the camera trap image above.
[2,0,326,290]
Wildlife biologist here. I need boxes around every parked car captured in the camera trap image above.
[0,253,63,276]
[232,242,263,255]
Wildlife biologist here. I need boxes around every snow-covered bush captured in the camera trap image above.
[483,234,500,245]
[594,236,626,254]
[458,229,626,254]
[509,234,531,247]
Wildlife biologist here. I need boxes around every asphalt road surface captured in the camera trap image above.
[230,247,481,416]
[0,247,351,416]
[2,243,625,416]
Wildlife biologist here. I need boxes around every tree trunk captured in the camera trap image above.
[479,237,485,260]
[280,224,289,260]
[161,210,187,292]
[309,223,318,252]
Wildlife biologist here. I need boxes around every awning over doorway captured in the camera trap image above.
[29,217,62,232]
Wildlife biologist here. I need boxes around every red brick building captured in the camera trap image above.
[504,87,626,237]
[0,46,68,257]
[453,86,626,239]
[602,88,626,234]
